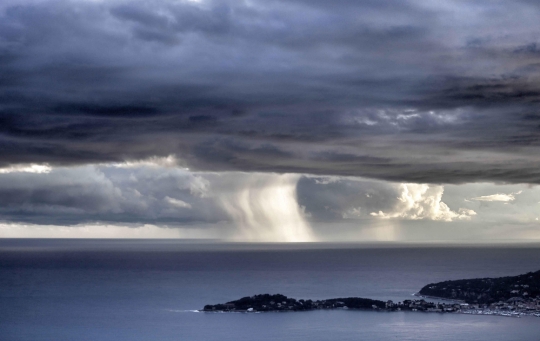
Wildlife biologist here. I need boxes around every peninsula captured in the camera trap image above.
[203,270,540,317]
[203,293,453,313]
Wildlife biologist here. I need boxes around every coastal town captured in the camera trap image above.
[411,296,540,317]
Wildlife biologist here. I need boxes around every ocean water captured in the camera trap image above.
[1,239,540,341]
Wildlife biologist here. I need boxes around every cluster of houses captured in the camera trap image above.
[472,296,540,317]
[405,296,540,317]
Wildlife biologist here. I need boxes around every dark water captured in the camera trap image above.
[1,239,540,341]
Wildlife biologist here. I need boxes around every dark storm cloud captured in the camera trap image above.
[2,0,540,183]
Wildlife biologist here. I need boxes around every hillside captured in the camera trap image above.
[419,270,540,304]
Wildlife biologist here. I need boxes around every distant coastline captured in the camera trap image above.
[203,270,540,318]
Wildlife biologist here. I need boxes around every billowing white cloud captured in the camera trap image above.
[370,183,476,222]
[471,191,522,202]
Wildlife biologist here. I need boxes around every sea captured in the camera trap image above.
[1,239,539,341]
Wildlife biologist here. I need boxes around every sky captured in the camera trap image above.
[1,0,540,242]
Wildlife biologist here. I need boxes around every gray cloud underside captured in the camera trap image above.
[2,0,540,183]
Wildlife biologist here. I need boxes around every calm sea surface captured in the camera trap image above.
[1,239,540,341]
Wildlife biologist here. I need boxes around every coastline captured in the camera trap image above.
[199,308,539,318]
[203,293,540,318]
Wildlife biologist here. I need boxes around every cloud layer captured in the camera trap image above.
[1,0,540,183]
[0,161,538,241]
